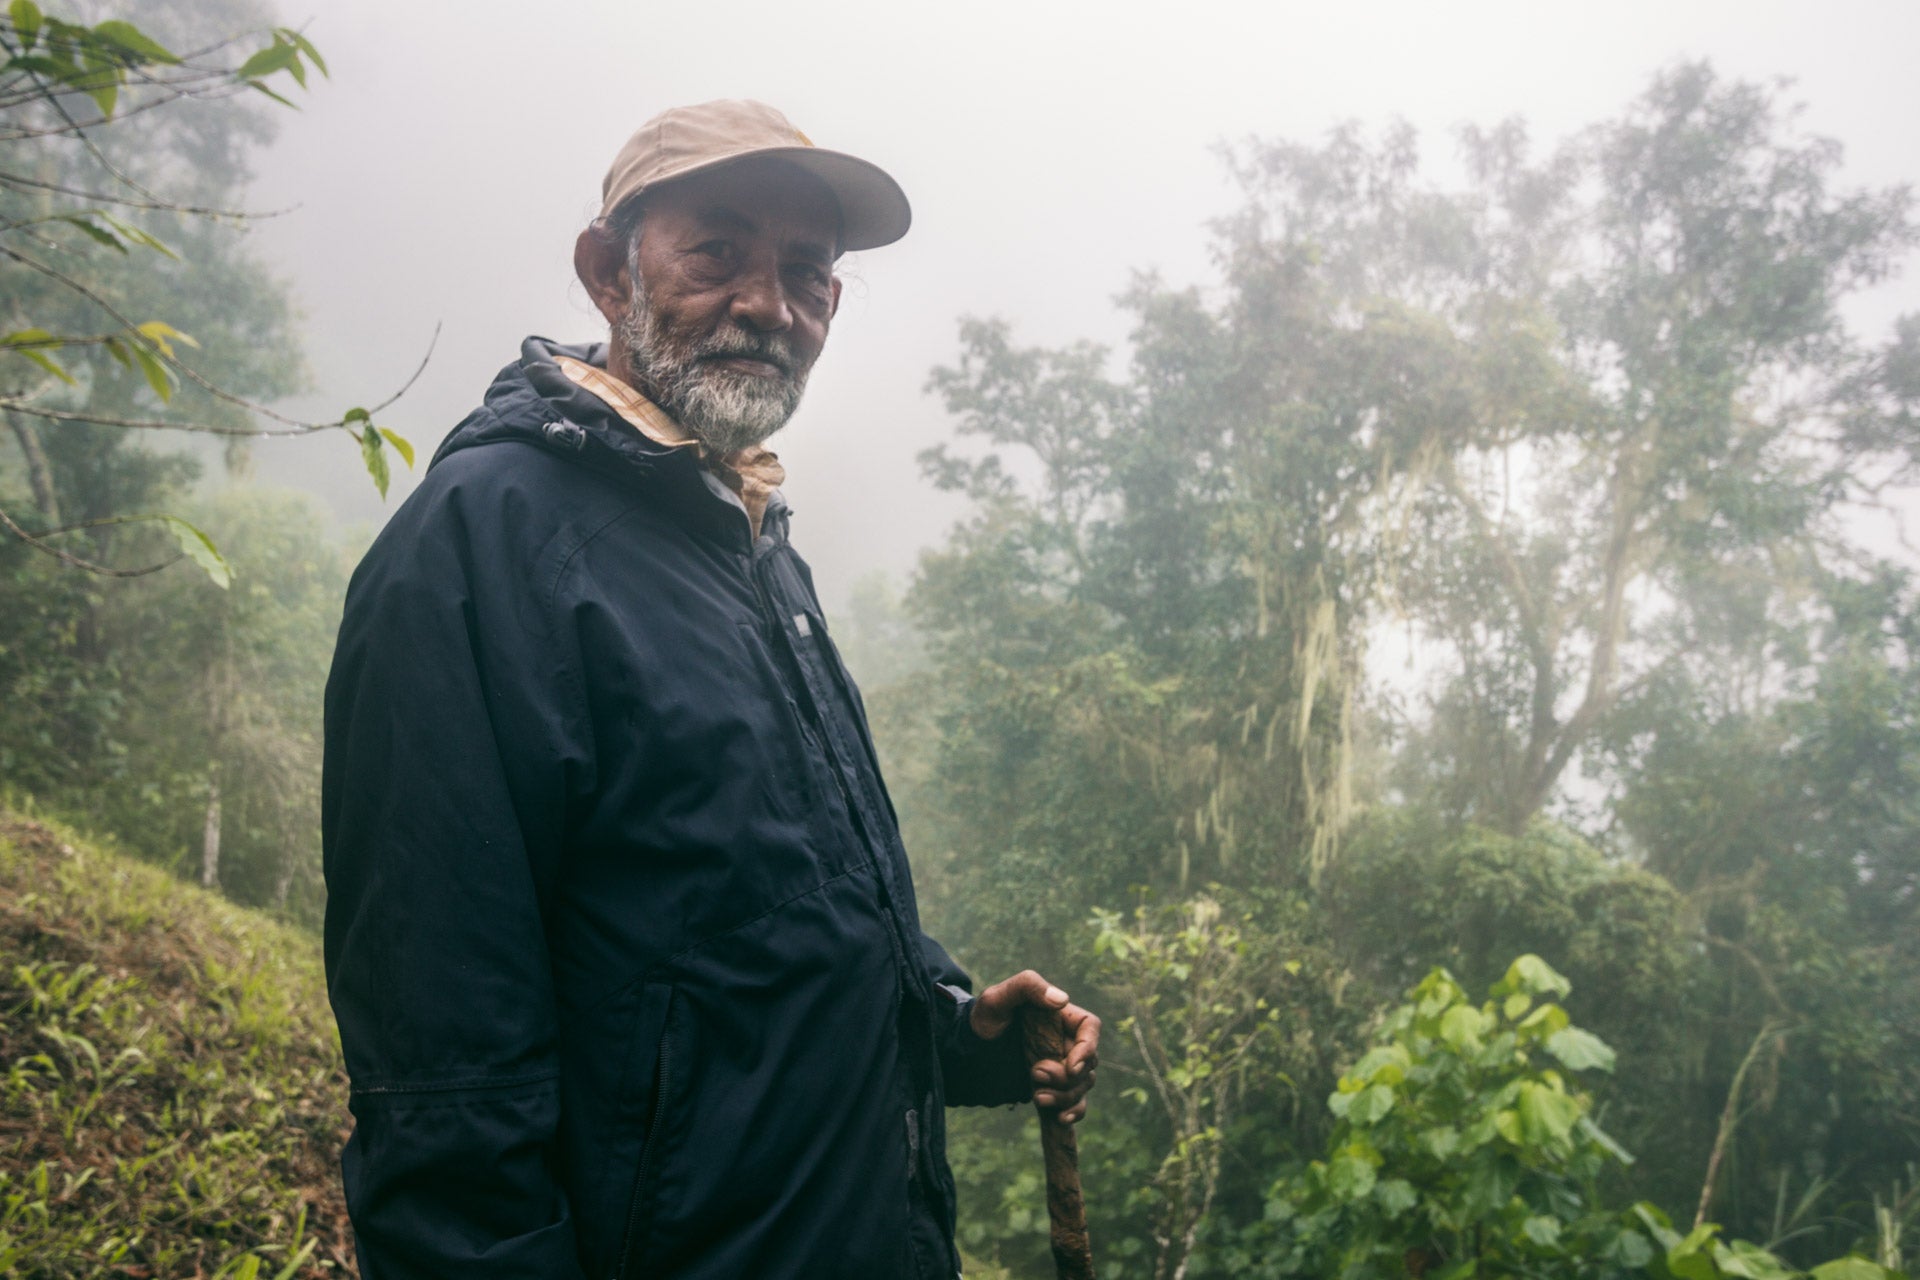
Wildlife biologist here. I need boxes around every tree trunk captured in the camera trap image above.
[6,413,61,526]
[200,772,222,889]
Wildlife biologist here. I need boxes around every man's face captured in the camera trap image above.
[607,161,843,456]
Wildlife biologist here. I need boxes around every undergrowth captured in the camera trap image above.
[0,807,353,1278]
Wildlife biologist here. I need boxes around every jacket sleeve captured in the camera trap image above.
[920,933,1034,1108]
[322,493,587,1280]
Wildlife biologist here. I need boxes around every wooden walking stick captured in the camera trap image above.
[1023,1007,1096,1280]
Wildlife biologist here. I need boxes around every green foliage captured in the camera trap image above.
[0,808,351,1276]
[1,2,410,582]
[1255,959,1906,1280]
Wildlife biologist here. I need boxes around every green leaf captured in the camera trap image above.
[129,342,174,402]
[1519,1002,1570,1036]
[89,19,178,64]
[1634,1201,1682,1251]
[1521,1215,1562,1247]
[1579,1115,1635,1165]
[282,27,328,76]
[136,320,198,358]
[10,0,42,50]
[1440,1003,1489,1050]
[1811,1259,1897,1280]
[59,212,128,252]
[1326,1147,1377,1201]
[1348,1084,1395,1125]
[360,427,390,499]
[113,222,176,259]
[1517,1081,1580,1145]
[1,327,60,349]
[1502,992,1531,1021]
[1605,1228,1657,1269]
[1498,954,1572,1000]
[9,345,75,384]
[1374,1178,1417,1217]
[1545,1027,1616,1073]
[246,79,297,109]
[377,426,416,469]
[236,38,297,81]
[163,516,231,588]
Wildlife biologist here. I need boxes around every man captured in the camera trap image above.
[322,99,1099,1280]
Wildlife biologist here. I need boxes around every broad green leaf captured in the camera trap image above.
[1811,1259,1897,1280]
[1374,1178,1417,1217]
[1348,1084,1395,1125]
[1545,1027,1616,1073]
[1604,1228,1657,1269]
[1502,992,1531,1020]
[10,0,42,50]
[1521,1215,1562,1247]
[1423,1125,1459,1160]
[90,19,178,64]
[360,427,390,499]
[1519,1002,1570,1036]
[377,426,416,469]
[1499,954,1571,999]
[1718,1239,1798,1280]
[1326,1147,1376,1201]
[1517,1081,1580,1145]
[163,516,231,588]
[1634,1202,1681,1250]
[1440,1003,1489,1050]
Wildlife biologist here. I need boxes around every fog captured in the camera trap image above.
[244,0,1920,607]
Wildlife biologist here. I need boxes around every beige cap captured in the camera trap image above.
[598,99,911,253]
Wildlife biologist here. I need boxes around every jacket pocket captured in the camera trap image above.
[614,981,676,1280]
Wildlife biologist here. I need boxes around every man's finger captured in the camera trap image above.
[971,969,1071,1040]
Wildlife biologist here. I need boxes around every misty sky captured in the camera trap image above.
[242,0,1920,611]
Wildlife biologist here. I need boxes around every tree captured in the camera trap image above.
[1,0,418,582]
[1393,64,1917,833]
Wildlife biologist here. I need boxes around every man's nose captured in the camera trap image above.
[729,260,793,333]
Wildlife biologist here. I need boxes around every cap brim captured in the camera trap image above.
[648,145,912,253]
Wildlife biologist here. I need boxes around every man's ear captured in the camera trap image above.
[829,274,843,322]
[574,226,633,326]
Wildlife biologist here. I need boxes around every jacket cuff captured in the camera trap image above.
[933,984,1034,1108]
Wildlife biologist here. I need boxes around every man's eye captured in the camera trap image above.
[694,241,733,261]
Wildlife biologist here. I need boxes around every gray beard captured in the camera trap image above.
[613,277,810,457]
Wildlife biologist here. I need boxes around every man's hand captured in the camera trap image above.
[970,970,1101,1124]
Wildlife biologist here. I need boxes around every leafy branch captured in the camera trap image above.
[0,4,425,584]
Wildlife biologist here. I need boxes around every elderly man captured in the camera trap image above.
[321,100,1099,1280]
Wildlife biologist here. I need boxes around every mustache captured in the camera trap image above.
[693,327,796,376]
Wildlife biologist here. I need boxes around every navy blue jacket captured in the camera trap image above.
[321,337,1026,1280]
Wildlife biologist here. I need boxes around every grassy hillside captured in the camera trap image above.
[0,809,353,1278]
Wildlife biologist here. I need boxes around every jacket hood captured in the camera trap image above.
[430,335,684,478]
[429,335,790,549]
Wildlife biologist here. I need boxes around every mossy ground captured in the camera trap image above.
[0,808,352,1278]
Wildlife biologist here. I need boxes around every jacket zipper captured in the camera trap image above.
[614,1020,675,1280]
